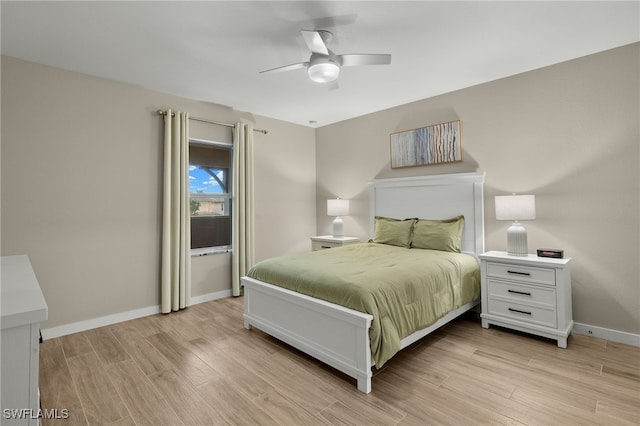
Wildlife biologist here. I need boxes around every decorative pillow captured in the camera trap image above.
[369,216,416,248]
[411,215,465,252]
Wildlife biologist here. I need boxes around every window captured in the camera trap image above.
[189,139,232,251]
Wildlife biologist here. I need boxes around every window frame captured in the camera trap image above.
[188,138,233,256]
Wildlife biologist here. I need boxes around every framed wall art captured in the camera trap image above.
[390,120,462,168]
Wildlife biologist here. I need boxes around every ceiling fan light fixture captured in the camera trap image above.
[308,62,340,83]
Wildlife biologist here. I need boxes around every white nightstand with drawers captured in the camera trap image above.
[479,250,573,348]
[310,235,360,251]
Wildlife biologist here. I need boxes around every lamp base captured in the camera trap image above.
[506,222,528,256]
[332,216,344,237]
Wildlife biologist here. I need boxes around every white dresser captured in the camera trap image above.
[479,251,572,348]
[1,255,48,425]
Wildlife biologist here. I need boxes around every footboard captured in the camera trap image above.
[242,277,374,393]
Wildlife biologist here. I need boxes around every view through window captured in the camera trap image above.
[189,140,232,250]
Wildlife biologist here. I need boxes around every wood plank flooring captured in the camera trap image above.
[39,297,640,425]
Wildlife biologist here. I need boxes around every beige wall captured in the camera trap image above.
[1,56,316,329]
[316,43,640,334]
[3,43,638,336]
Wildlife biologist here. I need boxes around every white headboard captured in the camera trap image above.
[368,172,485,256]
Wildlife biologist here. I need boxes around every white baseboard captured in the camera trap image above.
[190,289,232,305]
[42,294,640,349]
[573,322,640,347]
[41,289,233,340]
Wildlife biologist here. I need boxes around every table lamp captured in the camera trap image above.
[327,198,350,237]
[495,194,536,256]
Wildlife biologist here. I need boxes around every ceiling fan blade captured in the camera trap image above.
[339,54,392,67]
[259,62,308,74]
[301,30,329,55]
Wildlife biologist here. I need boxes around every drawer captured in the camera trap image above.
[312,241,340,250]
[486,262,555,286]
[487,279,556,306]
[488,298,557,328]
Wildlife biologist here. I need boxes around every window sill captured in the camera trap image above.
[191,247,232,257]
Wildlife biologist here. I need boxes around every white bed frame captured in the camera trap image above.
[242,172,485,393]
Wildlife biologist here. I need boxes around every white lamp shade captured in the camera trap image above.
[495,195,536,221]
[327,199,350,217]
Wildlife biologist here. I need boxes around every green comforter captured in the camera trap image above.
[247,243,480,367]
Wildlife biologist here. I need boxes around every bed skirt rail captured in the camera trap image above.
[242,277,374,393]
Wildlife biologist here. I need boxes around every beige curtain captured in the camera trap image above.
[161,110,191,313]
[231,123,255,296]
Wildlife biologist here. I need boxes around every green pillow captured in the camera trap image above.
[411,215,464,252]
[370,216,416,248]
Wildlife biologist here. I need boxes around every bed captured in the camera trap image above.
[242,172,485,393]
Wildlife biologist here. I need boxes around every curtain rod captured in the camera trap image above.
[156,110,268,135]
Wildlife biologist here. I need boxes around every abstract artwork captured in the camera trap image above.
[390,120,462,168]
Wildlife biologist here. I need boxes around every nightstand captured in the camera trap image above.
[311,235,360,251]
[479,250,573,348]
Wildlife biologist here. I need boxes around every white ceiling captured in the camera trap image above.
[2,1,638,128]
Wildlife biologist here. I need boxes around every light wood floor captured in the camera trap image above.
[40,296,640,425]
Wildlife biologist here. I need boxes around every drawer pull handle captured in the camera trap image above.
[321,245,332,249]
[508,308,532,315]
[508,289,531,296]
[507,270,531,276]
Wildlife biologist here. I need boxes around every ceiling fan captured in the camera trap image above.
[260,30,391,84]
